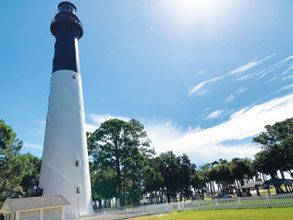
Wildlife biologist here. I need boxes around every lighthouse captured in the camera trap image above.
[40,2,93,218]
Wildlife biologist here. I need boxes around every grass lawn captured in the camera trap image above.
[131,207,293,220]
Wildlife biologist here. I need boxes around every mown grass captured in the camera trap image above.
[200,196,293,208]
[131,207,293,220]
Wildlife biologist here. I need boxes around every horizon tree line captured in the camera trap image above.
[0,117,292,208]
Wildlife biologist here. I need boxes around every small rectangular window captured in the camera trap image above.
[77,186,80,194]
[75,158,80,167]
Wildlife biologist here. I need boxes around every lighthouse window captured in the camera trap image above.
[76,185,81,194]
[72,75,77,80]
[75,158,80,167]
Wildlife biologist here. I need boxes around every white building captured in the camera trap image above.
[0,195,69,220]
[39,2,93,218]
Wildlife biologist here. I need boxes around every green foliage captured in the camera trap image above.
[253,118,293,147]
[2,116,292,209]
[0,119,22,155]
[190,170,207,199]
[151,152,196,202]
[231,158,255,184]
[143,159,163,194]
[91,163,117,201]
[88,119,154,206]
[253,118,293,176]
[0,119,41,203]
[253,149,279,177]
[88,117,293,205]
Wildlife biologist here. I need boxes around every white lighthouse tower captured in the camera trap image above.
[40,2,93,218]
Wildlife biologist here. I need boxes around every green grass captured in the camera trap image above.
[131,207,293,220]
[202,196,293,208]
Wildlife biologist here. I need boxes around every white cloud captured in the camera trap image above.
[266,76,279,83]
[196,69,207,75]
[231,54,275,76]
[237,55,292,81]
[188,54,275,96]
[276,84,293,93]
[86,114,194,152]
[85,94,293,164]
[281,65,293,76]
[85,123,99,133]
[186,143,260,164]
[225,87,246,102]
[188,81,208,96]
[24,142,43,150]
[259,56,293,79]
[205,110,225,120]
[85,114,130,132]
[160,94,293,163]
[144,120,186,147]
[283,65,293,74]
[282,75,293,80]
[188,76,223,96]
[230,61,261,76]
[237,71,259,81]
[89,113,130,125]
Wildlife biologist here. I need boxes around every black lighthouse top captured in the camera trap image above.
[51,1,83,73]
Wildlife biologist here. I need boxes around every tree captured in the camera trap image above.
[142,159,163,203]
[231,158,255,186]
[190,170,206,199]
[216,163,234,192]
[0,119,22,201]
[19,153,41,197]
[0,119,41,204]
[282,136,293,176]
[253,149,285,194]
[253,149,280,178]
[253,118,293,177]
[177,154,196,201]
[0,119,22,156]
[91,163,117,208]
[252,118,293,194]
[156,151,179,203]
[154,151,195,203]
[199,163,215,196]
[88,119,154,206]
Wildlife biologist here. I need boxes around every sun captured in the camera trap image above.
[156,0,240,31]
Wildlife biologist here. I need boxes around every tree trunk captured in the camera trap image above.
[267,188,271,195]
[166,189,171,203]
[256,186,260,196]
[287,170,293,178]
[280,170,285,179]
[209,182,214,196]
[160,190,164,203]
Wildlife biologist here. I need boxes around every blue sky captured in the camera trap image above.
[0,0,292,164]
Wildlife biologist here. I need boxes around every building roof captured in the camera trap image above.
[0,195,70,213]
[241,181,264,189]
[240,178,293,189]
[263,178,293,186]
